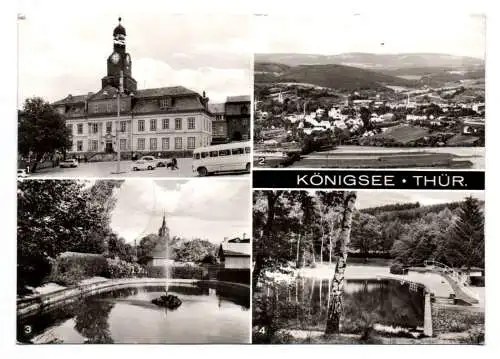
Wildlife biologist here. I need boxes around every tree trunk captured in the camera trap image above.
[253,191,280,290]
[325,191,357,335]
[320,235,324,265]
[252,254,264,292]
[296,233,301,268]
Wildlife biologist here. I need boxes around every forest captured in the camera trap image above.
[253,190,485,287]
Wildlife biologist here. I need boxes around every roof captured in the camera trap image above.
[208,103,225,114]
[134,86,198,98]
[226,95,250,103]
[220,242,251,257]
[52,94,89,105]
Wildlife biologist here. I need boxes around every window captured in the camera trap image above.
[175,137,182,149]
[106,121,112,134]
[188,117,195,129]
[138,120,145,132]
[150,119,157,131]
[187,137,196,149]
[92,123,98,133]
[160,98,168,109]
[120,139,127,150]
[107,103,112,112]
[137,138,145,150]
[77,141,83,151]
[162,137,169,150]
[201,152,209,159]
[120,121,126,132]
[93,104,98,113]
[175,118,182,130]
[66,124,72,134]
[210,151,218,157]
[245,146,251,154]
[232,148,244,155]
[91,140,98,151]
[194,153,200,160]
[150,138,157,150]
[162,118,169,129]
[77,124,83,134]
[219,149,230,156]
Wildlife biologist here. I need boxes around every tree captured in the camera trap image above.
[252,190,285,291]
[359,107,372,130]
[325,191,357,334]
[17,180,121,293]
[440,197,484,271]
[350,212,382,258]
[18,97,72,172]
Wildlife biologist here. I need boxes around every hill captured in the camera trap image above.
[254,62,415,90]
[255,53,484,70]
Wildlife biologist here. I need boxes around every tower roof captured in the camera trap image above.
[113,17,126,36]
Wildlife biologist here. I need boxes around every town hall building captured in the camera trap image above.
[52,18,213,160]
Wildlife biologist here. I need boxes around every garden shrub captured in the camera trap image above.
[50,252,108,286]
[171,264,205,279]
[104,258,146,279]
[390,263,409,275]
[146,264,205,279]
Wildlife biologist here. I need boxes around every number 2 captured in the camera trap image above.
[258,157,265,165]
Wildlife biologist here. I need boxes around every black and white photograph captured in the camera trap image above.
[252,190,485,344]
[17,8,252,178]
[17,179,251,344]
[253,14,485,169]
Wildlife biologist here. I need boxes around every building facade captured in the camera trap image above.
[52,19,213,159]
[208,103,228,144]
[225,95,251,142]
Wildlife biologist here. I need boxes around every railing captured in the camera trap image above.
[424,260,480,302]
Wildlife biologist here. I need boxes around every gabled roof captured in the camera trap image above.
[226,95,250,103]
[52,94,88,105]
[208,103,225,114]
[134,86,198,98]
[88,86,120,101]
[220,242,251,257]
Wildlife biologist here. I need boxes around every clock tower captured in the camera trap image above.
[101,17,137,93]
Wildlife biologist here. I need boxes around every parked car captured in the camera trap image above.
[59,159,78,168]
[132,160,156,171]
[17,169,29,178]
[139,156,166,167]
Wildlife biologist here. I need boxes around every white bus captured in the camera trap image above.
[192,141,251,176]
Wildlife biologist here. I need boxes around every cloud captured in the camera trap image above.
[17,10,252,107]
[110,179,250,243]
[255,13,485,59]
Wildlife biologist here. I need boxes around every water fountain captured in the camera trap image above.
[151,212,182,310]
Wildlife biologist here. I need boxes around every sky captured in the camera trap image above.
[254,13,486,59]
[109,179,251,244]
[355,190,485,209]
[17,2,253,107]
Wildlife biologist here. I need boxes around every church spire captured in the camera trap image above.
[158,211,168,238]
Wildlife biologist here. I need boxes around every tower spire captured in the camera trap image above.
[158,210,168,238]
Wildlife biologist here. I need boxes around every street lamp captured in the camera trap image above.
[17,13,26,110]
[111,71,125,174]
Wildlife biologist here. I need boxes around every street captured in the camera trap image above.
[26,158,250,178]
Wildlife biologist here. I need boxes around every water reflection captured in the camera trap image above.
[18,283,250,344]
[259,278,424,332]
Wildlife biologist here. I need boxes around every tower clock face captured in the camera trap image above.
[111,52,120,64]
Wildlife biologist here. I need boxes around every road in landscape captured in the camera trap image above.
[27,158,250,178]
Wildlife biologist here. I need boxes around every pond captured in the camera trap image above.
[18,283,250,344]
[254,278,425,335]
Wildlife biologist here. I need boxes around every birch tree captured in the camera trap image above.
[325,191,357,334]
